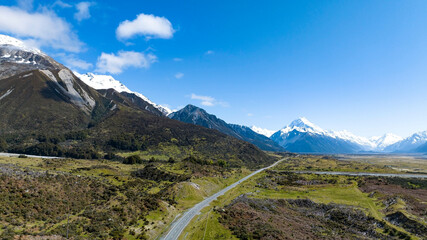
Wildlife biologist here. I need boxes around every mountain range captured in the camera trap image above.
[1,33,427,156]
[169,104,285,152]
[70,72,427,154]
[0,34,272,167]
[69,71,427,154]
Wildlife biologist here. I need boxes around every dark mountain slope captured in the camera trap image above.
[169,105,285,152]
[228,124,285,152]
[91,107,273,167]
[97,89,164,116]
[0,69,111,134]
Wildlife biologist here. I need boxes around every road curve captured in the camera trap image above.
[160,159,284,240]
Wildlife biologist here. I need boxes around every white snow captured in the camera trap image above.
[74,72,172,116]
[250,126,275,137]
[369,133,403,150]
[278,117,327,136]
[0,88,13,101]
[273,117,403,151]
[0,34,42,55]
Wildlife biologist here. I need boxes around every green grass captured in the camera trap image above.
[254,184,383,219]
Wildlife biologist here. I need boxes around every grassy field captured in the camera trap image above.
[178,155,426,240]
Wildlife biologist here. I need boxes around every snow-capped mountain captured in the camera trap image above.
[0,34,42,55]
[384,131,427,153]
[0,34,63,79]
[370,133,403,151]
[270,117,403,153]
[250,126,275,137]
[74,72,172,116]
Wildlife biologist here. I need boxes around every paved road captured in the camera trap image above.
[160,159,284,240]
[292,170,427,179]
[0,152,62,159]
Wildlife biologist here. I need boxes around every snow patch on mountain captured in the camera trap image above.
[250,126,275,137]
[370,133,403,150]
[74,72,172,116]
[0,34,42,55]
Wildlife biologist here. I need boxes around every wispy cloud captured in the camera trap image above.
[190,93,228,107]
[74,2,94,22]
[116,13,174,40]
[60,54,93,70]
[205,50,214,55]
[95,50,157,74]
[52,0,72,8]
[175,72,184,79]
[247,113,254,117]
[173,57,183,62]
[0,6,83,52]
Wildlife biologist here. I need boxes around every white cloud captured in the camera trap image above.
[247,113,254,117]
[52,0,72,8]
[95,50,157,74]
[0,6,83,52]
[191,93,214,106]
[173,57,183,62]
[175,72,184,79]
[61,54,93,70]
[17,0,33,11]
[116,13,174,40]
[190,93,228,107]
[205,50,214,55]
[74,2,93,22]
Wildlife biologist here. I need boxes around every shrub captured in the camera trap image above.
[123,155,142,164]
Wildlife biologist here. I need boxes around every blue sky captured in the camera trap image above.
[1,0,427,137]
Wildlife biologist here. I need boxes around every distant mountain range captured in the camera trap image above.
[269,117,427,154]
[169,105,285,152]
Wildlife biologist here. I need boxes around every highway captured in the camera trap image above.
[160,158,284,240]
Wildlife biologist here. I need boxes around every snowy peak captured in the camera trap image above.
[280,117,326,135]
[74,72,131,93]
[250,126,275,137]
[74,72,172,116]
[408,131,427,144]
[0,34,42,55]
[370,133,403,150]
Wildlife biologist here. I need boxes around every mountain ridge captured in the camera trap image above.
[169,104,285,152]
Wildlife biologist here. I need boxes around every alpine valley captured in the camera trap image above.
[0,20,426,240]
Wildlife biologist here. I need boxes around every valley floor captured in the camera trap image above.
[0,153,425,240]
